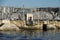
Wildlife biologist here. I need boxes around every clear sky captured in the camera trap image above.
[0,0,60,8]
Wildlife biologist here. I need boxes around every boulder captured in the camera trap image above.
[0,23,20,31]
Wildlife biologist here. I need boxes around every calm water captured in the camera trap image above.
[0,30,60,40]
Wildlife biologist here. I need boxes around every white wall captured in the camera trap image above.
[26,13,33,21]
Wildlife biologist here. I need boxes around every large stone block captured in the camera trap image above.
[2,19,10,24]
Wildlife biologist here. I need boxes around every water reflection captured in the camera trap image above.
[0,30,60,40]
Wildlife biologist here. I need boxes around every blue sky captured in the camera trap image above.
[0,0,60,8]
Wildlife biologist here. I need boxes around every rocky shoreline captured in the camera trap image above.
[0,20,60,31]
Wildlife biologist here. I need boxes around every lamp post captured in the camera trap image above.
[38,8,39,25]
[22,4,25,25]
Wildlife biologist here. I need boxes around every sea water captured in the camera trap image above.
[0,30,60,40]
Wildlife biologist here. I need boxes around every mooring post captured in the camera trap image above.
[43,21,47,31]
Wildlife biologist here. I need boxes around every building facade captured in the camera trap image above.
[0,6,60,20]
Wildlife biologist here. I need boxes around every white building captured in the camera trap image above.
[2,7,11,13]
[33,11,53,20]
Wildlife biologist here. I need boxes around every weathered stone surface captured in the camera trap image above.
[2,20,10,24]
[0,23,20,31]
